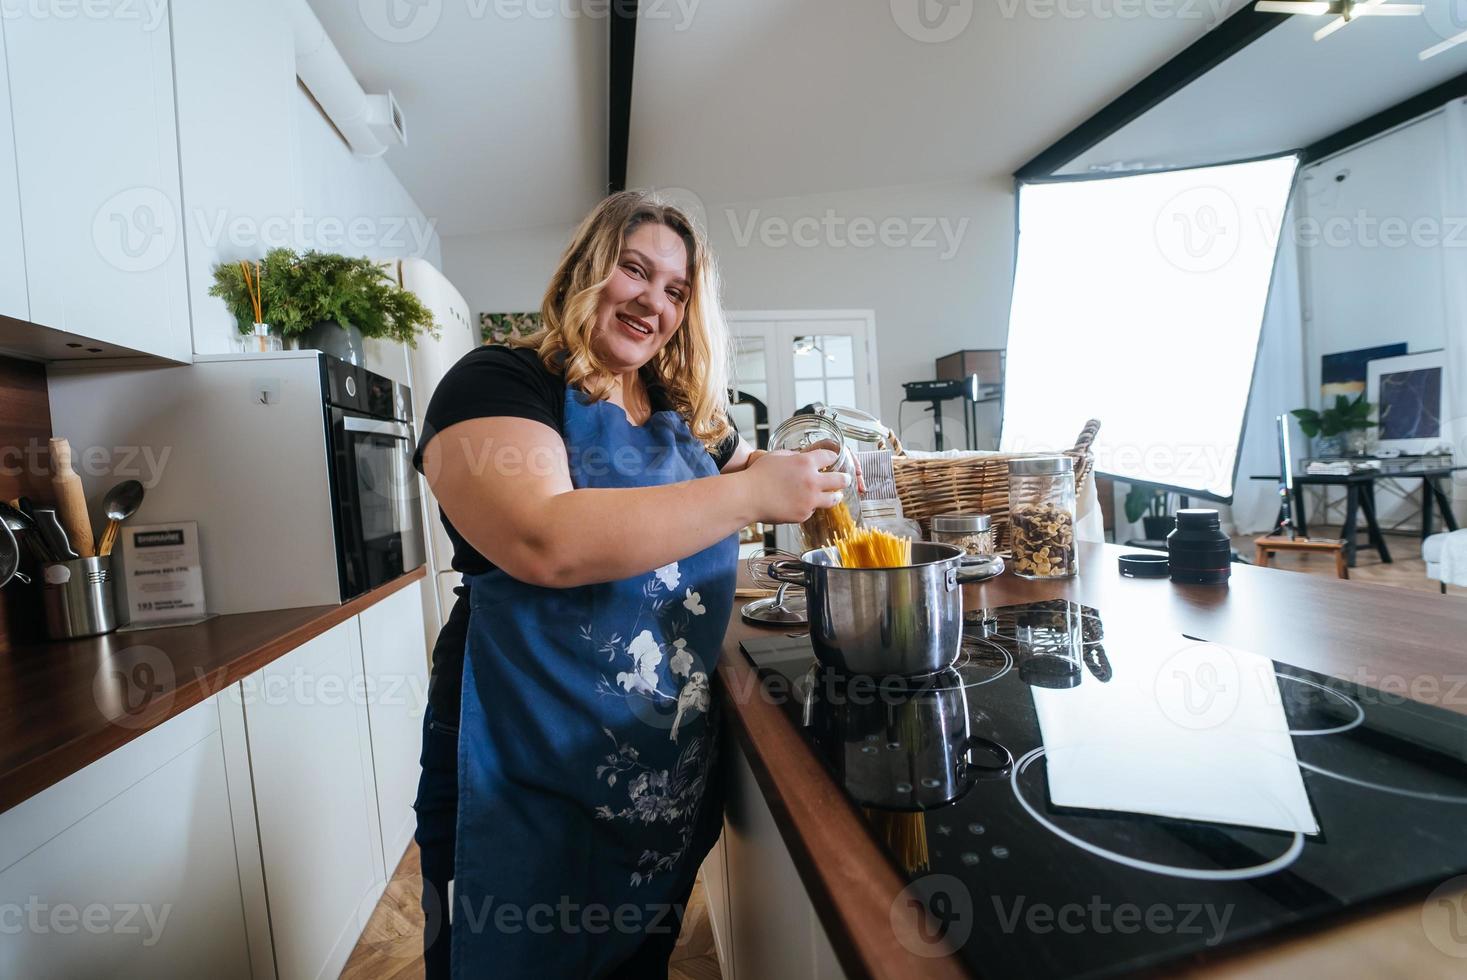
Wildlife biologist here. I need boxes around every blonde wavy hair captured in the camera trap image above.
[510,191,734,449]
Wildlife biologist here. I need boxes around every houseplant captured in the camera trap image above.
[1124,485,1174,539]
[210,248,437,364]
[1291,393,1376,457]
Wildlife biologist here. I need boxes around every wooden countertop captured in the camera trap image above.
[717,542,1467,980]
[0,565,426,815]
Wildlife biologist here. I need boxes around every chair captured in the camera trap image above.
[1424,529,1467,594]
[1254,415,1349,580]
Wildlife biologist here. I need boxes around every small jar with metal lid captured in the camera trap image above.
[1166,509,1231,584]
[930,513,995,559]
[769,413,862,550]
[1008,456,1077,579]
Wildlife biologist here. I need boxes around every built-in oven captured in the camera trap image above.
[321,355,426,600]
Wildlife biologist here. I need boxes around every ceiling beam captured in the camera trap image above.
[1015,8,1289,181]
[1301,69,1467,164]
[609,0,638,193]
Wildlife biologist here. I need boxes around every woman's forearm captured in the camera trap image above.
[512,473,759,587]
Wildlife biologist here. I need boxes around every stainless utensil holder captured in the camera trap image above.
[42,556,117,639]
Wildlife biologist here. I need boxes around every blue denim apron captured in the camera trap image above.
[452,387,737,978]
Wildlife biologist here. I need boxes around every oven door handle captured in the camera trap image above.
[342,416,412,439]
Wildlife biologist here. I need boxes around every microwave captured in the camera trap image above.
[48,350,428,616]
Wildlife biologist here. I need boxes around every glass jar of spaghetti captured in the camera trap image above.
[1008,456,1077,579]
[769,413,863,550]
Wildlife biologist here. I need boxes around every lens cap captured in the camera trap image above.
[1118,553,1169,578]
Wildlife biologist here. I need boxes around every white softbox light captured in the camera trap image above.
[1001,156,1299,499]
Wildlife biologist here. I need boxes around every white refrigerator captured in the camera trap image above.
[387,257,479,655]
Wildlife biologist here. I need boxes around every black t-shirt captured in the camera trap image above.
[413,344,740,727]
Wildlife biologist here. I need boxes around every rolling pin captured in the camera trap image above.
[49,437,95,558]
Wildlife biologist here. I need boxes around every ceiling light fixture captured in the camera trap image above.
[1252,0,1423,42]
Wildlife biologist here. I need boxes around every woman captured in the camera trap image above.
[412,191,850,979]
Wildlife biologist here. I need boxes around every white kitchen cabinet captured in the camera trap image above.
[2,1,190,361]
[170,0,299,357]
[357,583,430,872]
[0,12,26,322]
[240,619,384,980]
[713,742,848,980]
[0,699,255,980]
[699,834,736,974]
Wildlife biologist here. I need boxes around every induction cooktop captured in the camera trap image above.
[739,599,1467,979]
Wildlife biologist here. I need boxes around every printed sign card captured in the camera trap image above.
[118,521,208,626]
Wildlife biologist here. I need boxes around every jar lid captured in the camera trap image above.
[1118,553,1169,578]
[769,413,844,453]
[811,404,893,446]
[932,513,991,532]
[1009,456,1073,476]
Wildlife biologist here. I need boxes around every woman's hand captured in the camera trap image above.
[797,438,865,493]
[740,449,851,524]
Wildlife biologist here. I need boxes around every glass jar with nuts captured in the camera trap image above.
[930,513,995,558]
[1008,457,1077,579]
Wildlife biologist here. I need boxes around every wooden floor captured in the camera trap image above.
[340,843,722,980]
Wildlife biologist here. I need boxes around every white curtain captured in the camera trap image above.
[1442,99,1467,511]
[1231,197,1306,533]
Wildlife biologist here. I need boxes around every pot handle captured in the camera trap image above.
[945,566,958,592]
[768,558,807,586]
[957,736,1013,780]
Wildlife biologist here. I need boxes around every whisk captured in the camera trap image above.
[742,547,807,626]
[746,547,801,590]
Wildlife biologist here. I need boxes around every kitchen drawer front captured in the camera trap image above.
[240,618,382,980]
[356,583,430,872]
[0,700,254,980]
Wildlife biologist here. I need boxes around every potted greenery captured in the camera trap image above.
[1124,485,1174,540]
[1291,394,1376,457]
[210,248,436,364]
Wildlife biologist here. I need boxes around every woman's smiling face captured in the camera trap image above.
[593,221,691,373]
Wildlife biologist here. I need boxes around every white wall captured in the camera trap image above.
[440,223,575,325]
[1298,111,1448,401]
[706,178,1014,449]
[443,178,1016,449]
[173,0,442,384]
[1296,109,1463,526]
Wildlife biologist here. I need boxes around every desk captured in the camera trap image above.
[1252,460,1462,566]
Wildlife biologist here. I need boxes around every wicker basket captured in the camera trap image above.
[892,420,1100,554]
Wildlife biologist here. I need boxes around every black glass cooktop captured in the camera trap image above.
[739,600,1467,979]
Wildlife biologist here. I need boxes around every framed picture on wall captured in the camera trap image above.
[1321,343,1406,401]
[1367,350,1449,456]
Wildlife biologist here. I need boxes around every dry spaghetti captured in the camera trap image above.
[862,809,930,873]
[800,500,858,550]
[835,525,913,569]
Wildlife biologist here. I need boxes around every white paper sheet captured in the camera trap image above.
[1031,633,1319,835]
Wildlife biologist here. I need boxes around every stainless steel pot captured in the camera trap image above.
[769,541,964,676]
